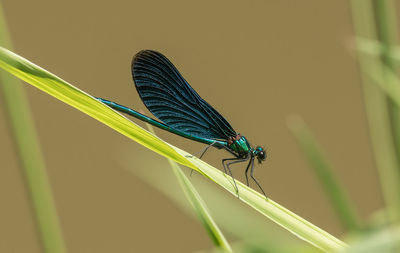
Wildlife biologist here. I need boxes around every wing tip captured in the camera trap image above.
[131,49,164,69]
[131,49,177,84]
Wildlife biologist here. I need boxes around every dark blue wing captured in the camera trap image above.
[132,50,236,140]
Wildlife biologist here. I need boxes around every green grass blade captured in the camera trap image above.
[146,124,232,252]
[287,115,362,232]
[0,46,347,252]
[0,46,193,169]
[373,0,400,171]
[0,6,66,253]
[169,159,232,252]
[350,0,400,223]
[367,65,400,108]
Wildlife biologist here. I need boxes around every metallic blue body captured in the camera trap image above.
[96,50,267,197]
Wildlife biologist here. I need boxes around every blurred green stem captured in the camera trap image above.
[350,0,400,222]
[146,124,232,252]
[373,0,400,174]
[169,160,232,252]
[288,115,362,232]
[0,5,66,253]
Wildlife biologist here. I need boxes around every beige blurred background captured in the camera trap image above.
[0,0,386,252]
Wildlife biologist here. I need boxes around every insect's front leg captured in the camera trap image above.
[250,160,267,198]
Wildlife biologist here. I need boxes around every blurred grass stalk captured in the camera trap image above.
[165,160,233,252]
[0,5,66,253]
[350,0,400,223]
[372,0,400,169]
[287,115,362,232]
[146,124,232,253]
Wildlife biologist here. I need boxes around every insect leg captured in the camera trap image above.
[244,158,253,186]
[187,141,217,159]
[223,157,249,196]
[250,160,267,198]
[222,158,240,177]
[221,157,241,193]
[222,145,239,157]
[188,141,218,176]
[199,141,218,159]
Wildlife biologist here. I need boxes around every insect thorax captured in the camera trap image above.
[227,135,251,156]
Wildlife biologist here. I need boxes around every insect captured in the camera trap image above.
[97,50,267,197]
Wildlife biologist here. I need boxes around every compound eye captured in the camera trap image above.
[260,151,266,160]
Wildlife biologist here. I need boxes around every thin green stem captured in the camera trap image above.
[373,0,400,176]
[146,124,232,252]
[288,115,362,232]
[0,5,66,253]
[350,0,400,223]
[367,64,400,107]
